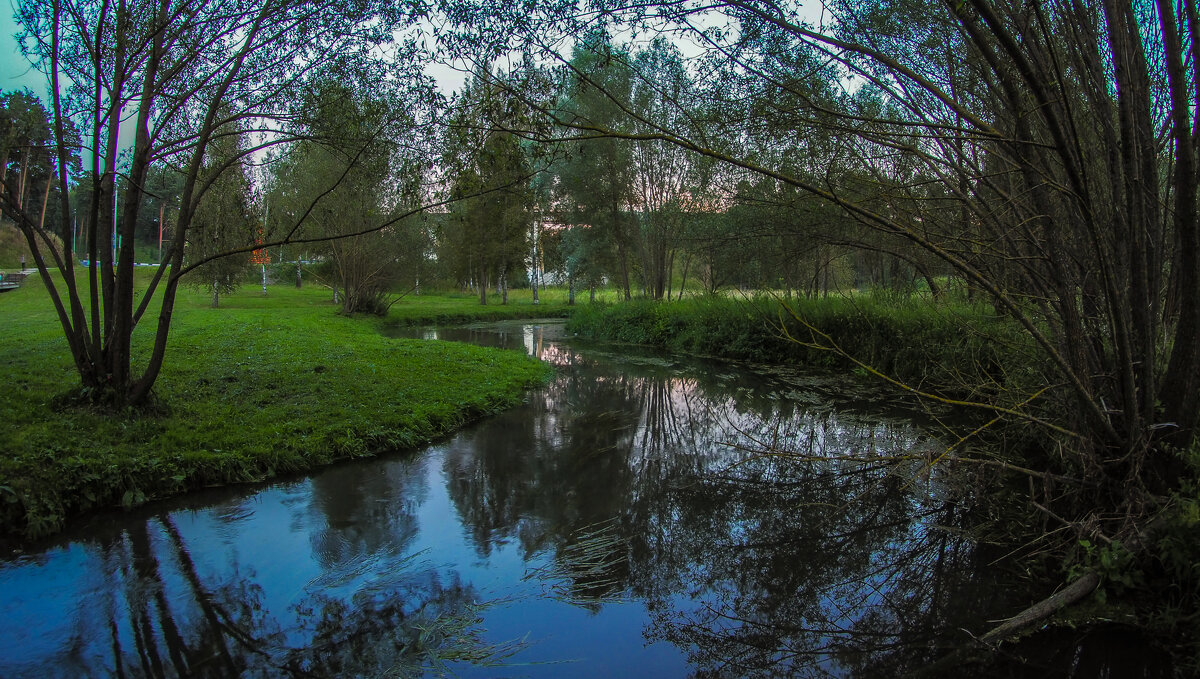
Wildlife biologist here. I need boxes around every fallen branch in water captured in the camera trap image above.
[978,571,1101,644]
[905,571,1101,678]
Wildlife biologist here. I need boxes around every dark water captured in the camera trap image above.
[0,321,1152,677]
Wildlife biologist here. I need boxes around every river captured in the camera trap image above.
[0,320,1144,677]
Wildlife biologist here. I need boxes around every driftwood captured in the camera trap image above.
[906,571,1102,678]
[979,571,1101,643]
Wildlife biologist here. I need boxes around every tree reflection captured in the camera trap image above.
[50,516,280,677]
[304,458,426,569]
[642,457,983,677]
[443,338,996,675]
[280,570,522,677]
[12,510,523,678]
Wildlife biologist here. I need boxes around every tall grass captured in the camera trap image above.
[566,291,1043,401]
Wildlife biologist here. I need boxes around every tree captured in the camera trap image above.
[441,73,535,305]
[560,220,617,301]
[268,77,430,315]
[1,0,421,406]
[553,29,638,300]
[628,39,701,299]
[185,118,254,308]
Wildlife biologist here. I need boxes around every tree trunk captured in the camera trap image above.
[678,253,690,301]
[38,176,52,231]
[822,250,830,298]
[211,280,219,308]
[665,250,675,301]
[612,206,632,301]
[924,273,942,299]
[531,221,540,305]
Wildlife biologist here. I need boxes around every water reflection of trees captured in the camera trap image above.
[305,459,426,569]
[643,458,994,677]
[11,486,517,678]
[445,341,994,676]
[41,516,279,677]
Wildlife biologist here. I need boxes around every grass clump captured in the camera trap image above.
[0,274,552,540]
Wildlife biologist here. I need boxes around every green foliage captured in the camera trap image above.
[1068,539,1143,604]
[439,72,536,301]
[266,75,429,314]
[1143,458,1200,669]
[552,29,637,298]
[0,272,553,539]
[1156,483,1200,589]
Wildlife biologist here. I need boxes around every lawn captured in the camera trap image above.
[0,271,558,540]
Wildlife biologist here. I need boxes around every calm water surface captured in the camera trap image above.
[2,321,1013,677]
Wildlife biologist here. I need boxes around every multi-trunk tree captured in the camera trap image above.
[436,0,1200,570]
[0,0,419,406]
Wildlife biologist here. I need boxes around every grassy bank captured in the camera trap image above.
[0,274,555,540]
[566,292,1043,402]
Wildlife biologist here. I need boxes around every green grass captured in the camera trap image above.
[0,272,558,539]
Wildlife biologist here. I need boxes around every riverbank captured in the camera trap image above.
[566,293,1043,402]
[0,276,556,540]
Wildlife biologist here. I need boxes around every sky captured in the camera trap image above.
[1,2,47,99]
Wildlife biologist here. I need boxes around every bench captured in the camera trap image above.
[0,272,29,292]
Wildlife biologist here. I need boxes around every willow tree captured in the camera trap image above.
[0,0,416,407]
[433,0,1200,647]
[441,73,536,305]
